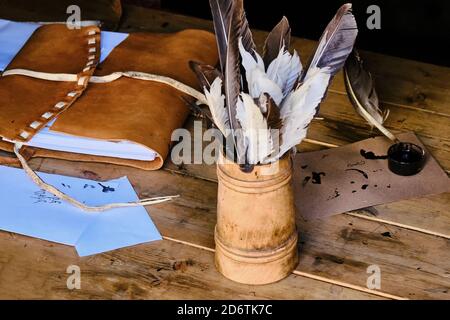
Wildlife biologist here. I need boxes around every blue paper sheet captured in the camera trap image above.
[0,19,40,71]
[0,165,162,256]
[99,31,129,63]
[0,19,129,71]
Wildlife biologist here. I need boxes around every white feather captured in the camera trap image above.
[204,77,229,135]
[266,48,302,98]
[236,93,273,164]
[239,38,283,105]
[271,67,331,159]
[239,38,264,72]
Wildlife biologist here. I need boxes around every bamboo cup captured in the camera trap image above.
[215,153,299,285]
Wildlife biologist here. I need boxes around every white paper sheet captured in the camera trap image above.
[0,165,162,256]
[26,120,157,161]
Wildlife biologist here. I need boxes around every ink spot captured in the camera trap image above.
[361,184,369,190]
[351,181,355,184]
[374,185,378,187]
[98,183,115,193]
[302,176,311,187]
[347,160,365,168]
[301,165,308,169]
[360,149,388,160]
[345,168,368,179]
[327,188,340,200]
[381,232,392,238]
[352,190,357,193]
[312,172,326,184]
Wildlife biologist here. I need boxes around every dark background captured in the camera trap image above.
[152,0,450,67]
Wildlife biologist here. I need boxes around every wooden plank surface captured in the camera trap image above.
[29,158,449,300]
[0,232,381,299]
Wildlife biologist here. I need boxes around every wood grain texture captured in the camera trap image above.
[29,158,450,300]
[0,232,380,299]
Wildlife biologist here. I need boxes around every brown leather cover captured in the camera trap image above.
[0,24,100,141]
[0,26,218,170]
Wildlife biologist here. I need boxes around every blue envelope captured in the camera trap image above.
[0,165,162,256]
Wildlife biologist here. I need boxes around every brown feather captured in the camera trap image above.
[256,93,283,130]
[344,50,397,142]
[263,16,291,67]
[189,60,222,91]
[301,3,358,82]
[224,0,255,162]
[209,0,233,73]
[209,0,256,74]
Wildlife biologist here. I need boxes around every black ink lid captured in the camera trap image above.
[387,142,426,176]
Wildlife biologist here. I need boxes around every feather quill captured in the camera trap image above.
[239,38,284,105]
[301,3,358,81]
[236,93,273,164]
[267,48,302,98]
[344,50,397,142]
[204,77,230,136]
[263,16,291,67]
[274,67,331,158]
[224,0,250,163]
[209,0,256,73]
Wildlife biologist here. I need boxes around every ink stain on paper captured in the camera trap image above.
[345,168,368,179]
[360,149,388,160]
[347,160,365,168]
[311,172,326,184]
[381,232,392,238]
[31,190,62,205]
[98,183,115,193]
[302,176,311,187]
[327,188,340,200]
[361,184,369,190]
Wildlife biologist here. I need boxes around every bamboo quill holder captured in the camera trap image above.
[215,153,298,285]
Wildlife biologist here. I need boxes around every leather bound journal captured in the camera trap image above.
[0,21,218,170]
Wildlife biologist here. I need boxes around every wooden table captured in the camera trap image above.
[0,6,449,300]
